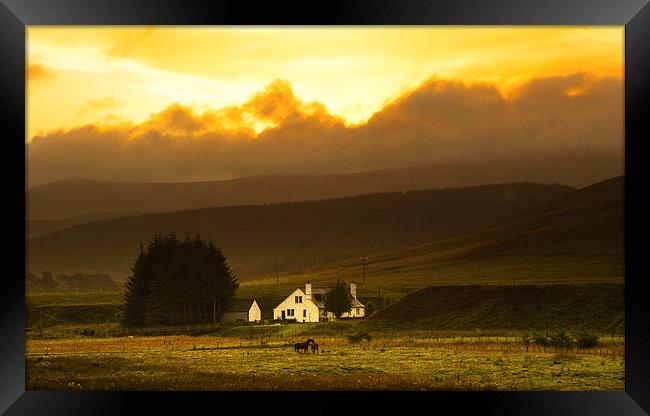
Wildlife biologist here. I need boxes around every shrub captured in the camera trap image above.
[576,333,599,349]
[549,331,573,349]
[532,333,550,347]
[78,328,96,337]
[347,331,372,343]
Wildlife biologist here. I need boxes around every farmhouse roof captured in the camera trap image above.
[351,298,365,308]
[229,299,256,312]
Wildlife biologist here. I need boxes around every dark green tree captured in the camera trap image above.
[41,272,58,292]
[123,234,238,327]
[364,300,376,317]
[123,242,154,327]
[325,279,353,319]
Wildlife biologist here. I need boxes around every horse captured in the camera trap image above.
[294,338,314,353]
[310,341,319,353]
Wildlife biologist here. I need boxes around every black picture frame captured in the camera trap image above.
[2,0,649,414]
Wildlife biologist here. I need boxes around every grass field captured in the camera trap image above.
[27,292,124,306]
[26,292,124,334]
[235,229,623,303]
[361,284,624,334]
[26,331,624,391]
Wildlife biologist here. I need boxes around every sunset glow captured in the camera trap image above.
[27,26,623,141]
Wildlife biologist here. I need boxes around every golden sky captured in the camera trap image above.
[27,26,623,141]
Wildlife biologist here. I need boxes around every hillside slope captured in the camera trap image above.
[27,211,149,238]
[26,182,572,279]
[27,165,581,220]
[360,284,624,334]
[244,176,623,298]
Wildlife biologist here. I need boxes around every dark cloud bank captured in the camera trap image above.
[27,73,623,188]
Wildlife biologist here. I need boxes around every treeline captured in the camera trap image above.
[124,233,239,327]
[26,272,119,293]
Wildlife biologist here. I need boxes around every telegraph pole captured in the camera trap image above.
[275,265,279,285]
[360,256,368,283]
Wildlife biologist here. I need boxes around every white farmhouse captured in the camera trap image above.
[221,299,261,323]
[273,282,365,322]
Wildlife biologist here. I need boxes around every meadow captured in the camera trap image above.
[26,328,624,391]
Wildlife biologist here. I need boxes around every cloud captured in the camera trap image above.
[105,27,156,59]
[77,97,118,115]
[27,63,57,83]
[27,73,623,187]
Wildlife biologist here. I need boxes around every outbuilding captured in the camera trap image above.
[221,299,262,323]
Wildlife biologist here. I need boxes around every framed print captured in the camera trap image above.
[2,0,649,414]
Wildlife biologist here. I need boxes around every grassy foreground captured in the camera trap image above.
[26,334,624,391]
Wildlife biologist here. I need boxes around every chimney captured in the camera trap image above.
[350,283,357,299]
[305,281,312,300]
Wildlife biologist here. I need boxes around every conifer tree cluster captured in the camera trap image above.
[123,233,239,327]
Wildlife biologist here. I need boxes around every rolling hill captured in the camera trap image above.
[239,175,623,299]
[26,182,572,279]
[27,164,590,221]
[359,284,624,334]
[27,211,149,239]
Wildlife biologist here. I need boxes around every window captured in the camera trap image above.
[295,296,302,303]
[287,309,294,317]
[303,310,306,317]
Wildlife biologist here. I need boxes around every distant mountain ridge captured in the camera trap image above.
[26,182,573,279]
[27,161,616,221]
[27,211,149,239]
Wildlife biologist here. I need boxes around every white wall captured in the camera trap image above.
[273,288,320,322]
[341,306,365,318]
[249,301,261,322]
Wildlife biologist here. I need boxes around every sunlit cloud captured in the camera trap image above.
[77,97,119,115]
[27,63,57,82]
[27,73,623,187]
[26,27,623,140]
